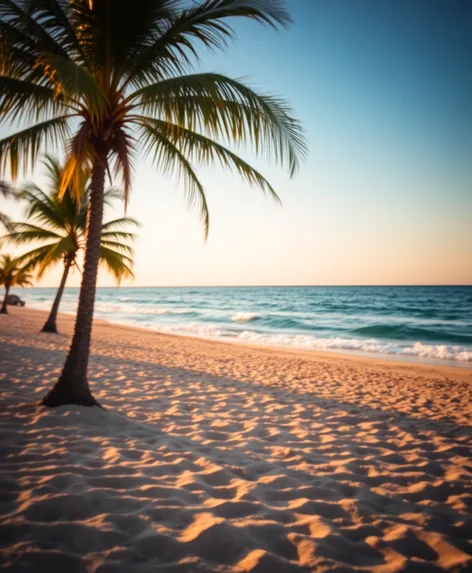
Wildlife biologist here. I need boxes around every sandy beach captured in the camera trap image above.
[0,307,471,572]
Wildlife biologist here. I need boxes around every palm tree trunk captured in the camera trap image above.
[41,258,73,334]
[42,151,107,407]
[1,285,10,314]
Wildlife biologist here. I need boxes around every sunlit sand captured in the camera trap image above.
[1,308,471,572]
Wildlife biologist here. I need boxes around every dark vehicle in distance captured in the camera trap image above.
[7,294,25,307]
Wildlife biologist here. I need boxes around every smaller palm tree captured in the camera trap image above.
[0,254,33,314]
[4,157,138,333]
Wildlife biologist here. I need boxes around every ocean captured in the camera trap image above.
[22,285,472,364]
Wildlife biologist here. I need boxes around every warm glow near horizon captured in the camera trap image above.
[1,0,471,288]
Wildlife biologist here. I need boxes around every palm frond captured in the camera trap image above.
[67,0,169,79]
[3,222,62,245]
[139,121,210,238]
[15,274,33,287]
[15,242,62,279]
[99,245,135,283]
[59,121,94,201]
[0,20,39,78]
[99,239,135,255]
[127,73,307,176]
[36,236,75,278]
[111,127,135,207]
[0,181,17,232]
[103,186,124,206]
[0,253,34,287]
[0,115,72,180]
[42,154,63,189]
[100,232,137,246]
[19,186,68,231]
[0,0,72,60]
[0,211,14,233]
[0,181,14,199]
[14,243,58,267]
[41,52,107,119]
[0,76,70,124]
[122,0,290,88]
[101,216,140,230]
[30,0,89,65]
[16,236,74,279]
[136,116,280,202]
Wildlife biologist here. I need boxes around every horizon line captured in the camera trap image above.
[26,284,472,289]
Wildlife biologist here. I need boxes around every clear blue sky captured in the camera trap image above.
[2,0,472,286]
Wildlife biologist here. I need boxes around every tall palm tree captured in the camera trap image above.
[0,254,33,314]
[4,156,138,333]
[0,0,307,407]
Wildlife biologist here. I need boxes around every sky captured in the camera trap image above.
[1,0,471,287]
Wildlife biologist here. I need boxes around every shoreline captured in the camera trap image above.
[15,307,472,381]
[21,282,472,366]
[20,283,472,368]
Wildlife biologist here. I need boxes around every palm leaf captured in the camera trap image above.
[127,73,306,176]
[0,20,39,78]
[0,211,14,233]
[111,127,135,207]
[0,77,69,124]
[16,236,74,279]
[0,253,34,287]
[3,222,62,244]
[40,52,107,119]
[19,185,68,230]
[0,180,16,232]
[42,154,63,189]
[0,181,14,199]
[0,115,72,180]
[0,0,72,60]
[15,242,63,279]
[139,121,210,238]
[30,0,89,65]
[15,274,33,287]
[100,230,137,241]
[122,0,291,88]
[99,245,135,283]
[103,186,124,202]
[101,216,140,230]
[136,116,280,202]
[100,239,134,252]
[59,146,91,202]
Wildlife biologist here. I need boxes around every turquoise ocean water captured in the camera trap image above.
[21,286,472,364]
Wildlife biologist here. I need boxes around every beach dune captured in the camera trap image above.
[0,308,471,572]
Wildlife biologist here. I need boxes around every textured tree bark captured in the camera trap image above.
[41,257,73,333]
[43,151,107,407]
[0,285,10,314]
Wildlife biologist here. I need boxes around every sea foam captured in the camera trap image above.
[232,312,259,322]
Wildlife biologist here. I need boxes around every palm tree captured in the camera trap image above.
[0,254,33,314]
[4,156,138,333]
[0,0,307,407]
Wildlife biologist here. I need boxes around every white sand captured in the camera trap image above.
[0,307,471,572]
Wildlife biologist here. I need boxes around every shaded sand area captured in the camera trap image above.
[0,308,471,572]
